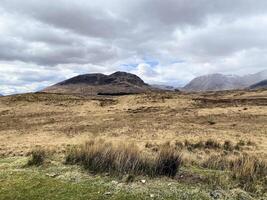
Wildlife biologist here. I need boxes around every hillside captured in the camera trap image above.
[249,79,267,89]
[43,71,154,95]
[183,70,267,92]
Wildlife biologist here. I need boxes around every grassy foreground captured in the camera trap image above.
[0,157,263,200]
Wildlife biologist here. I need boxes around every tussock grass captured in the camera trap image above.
[184,139,221,151]
[27,149,47,166]
[231,155,267,192]
[66,140,182,177]
[202,153,267,192]
[156,146,182,177]
[182,139,246,152]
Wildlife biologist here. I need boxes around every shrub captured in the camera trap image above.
[27,149,46,166]
[66,140,182,177]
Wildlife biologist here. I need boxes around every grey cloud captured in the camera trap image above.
[1,0,129,39]
[0,0,267,94]
[176,16,267,59]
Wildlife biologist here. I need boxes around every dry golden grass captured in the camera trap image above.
[201,153,267,192]
[0,90,266,196]
[66,139,182,177]
[0,90,266,161]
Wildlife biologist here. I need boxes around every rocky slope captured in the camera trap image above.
[42,71,154,95]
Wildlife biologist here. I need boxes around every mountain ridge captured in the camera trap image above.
[183,70,267,92]
[42,71,155,95]
[249,79,267,90]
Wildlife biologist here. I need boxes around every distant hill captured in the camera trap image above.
[42,71,155,95]
[151,84,176,91]
[0,94,3,97]
[183,70,267,92]
[249,79,267,90]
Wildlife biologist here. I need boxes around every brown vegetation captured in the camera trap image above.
[66,140,182,177]
[27,149,47,166]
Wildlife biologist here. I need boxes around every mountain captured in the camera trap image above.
[151,84,176,91]
[42,71,154,95]
[183,70,267,92]
[249,79,267,90]
[0,94,3,97]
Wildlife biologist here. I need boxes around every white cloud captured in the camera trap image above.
[0,0,267,94]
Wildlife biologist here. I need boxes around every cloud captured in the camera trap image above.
[0,0,267,94]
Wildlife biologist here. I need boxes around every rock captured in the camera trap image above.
[150,194,155,198]
[111,180,118,184]
[104,192,112,196]
[46,173,58,178]
[141,179,146,184]
[210,190,222,199]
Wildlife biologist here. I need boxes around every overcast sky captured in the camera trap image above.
[1,0,267,94]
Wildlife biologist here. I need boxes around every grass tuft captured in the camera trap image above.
[27,149,47,166]
[156,146,182,177]
[202,153,267,193]
[66,140,182,177]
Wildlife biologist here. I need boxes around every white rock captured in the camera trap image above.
[141,179,146,184]
[104,192,112,195]
[111,180,118,184]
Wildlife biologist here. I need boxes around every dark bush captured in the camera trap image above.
[27,149,46,166]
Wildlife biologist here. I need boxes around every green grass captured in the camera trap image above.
[0,171,210,200]
[0,157,262,200]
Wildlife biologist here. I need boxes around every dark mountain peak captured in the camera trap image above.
[57,71,147,87]
[42,71,152,95]
[110,71,130,77]
[109,71,147,86]
[57,73,106,86]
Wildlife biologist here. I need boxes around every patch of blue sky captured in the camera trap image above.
[142,57,159,67]
[119,63,139,71]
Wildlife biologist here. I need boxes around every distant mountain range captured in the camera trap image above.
[183,70,267,92]
[42,70,267,95]
[151,84,176,91]
[0,94,3,96]
[249,79,267,90]
[43,71,156,95]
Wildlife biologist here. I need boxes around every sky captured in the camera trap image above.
[1,0,267,95]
